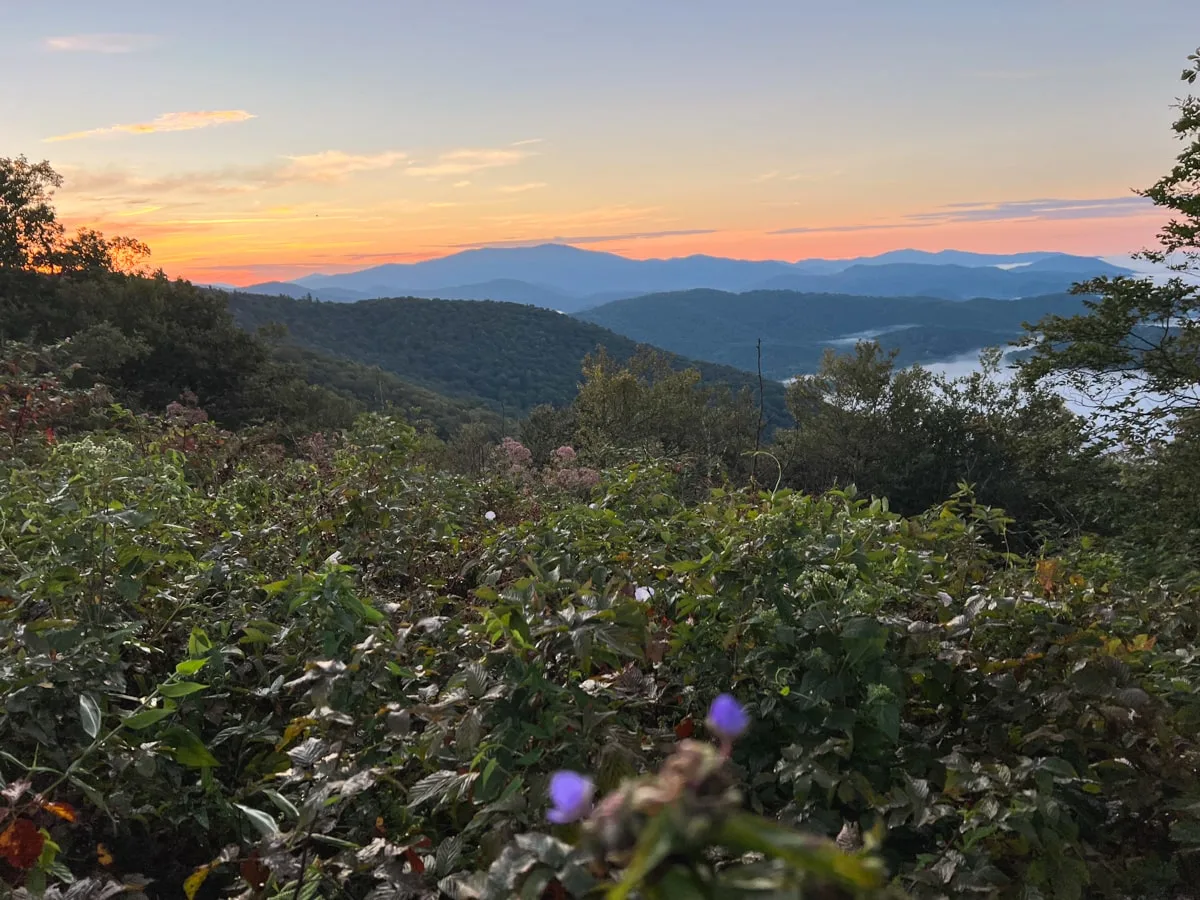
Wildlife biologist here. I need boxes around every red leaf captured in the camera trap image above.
[44,428,56,445]
[402,847,425,874]
[240,850,269,890]
[675,718,695,739]
[0,818,45,869]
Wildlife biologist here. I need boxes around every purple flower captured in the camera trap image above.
[634,586,654,602]
[706,694,749,742]
[547,770,594,824]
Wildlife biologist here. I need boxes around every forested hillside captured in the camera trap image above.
[226,291,791,424]
[1,46,1200,900]
[579,290,1087,378]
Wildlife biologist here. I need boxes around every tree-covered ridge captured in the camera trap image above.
[225,291,792,425]
[578,289,1088,379]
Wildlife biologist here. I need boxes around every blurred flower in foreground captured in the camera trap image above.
[707,694,748,754]
[484,510,496,521]
[547,770,595,824]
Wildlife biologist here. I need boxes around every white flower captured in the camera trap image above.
[485,510,497,521]
[634,586,654,602]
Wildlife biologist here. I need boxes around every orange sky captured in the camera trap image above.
[5,2,1195,285]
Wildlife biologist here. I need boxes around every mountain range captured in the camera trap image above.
[228,244,1134,310]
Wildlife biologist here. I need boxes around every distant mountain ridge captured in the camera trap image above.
[230,244,1133,309]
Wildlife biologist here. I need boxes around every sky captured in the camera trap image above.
[3,0,1199,285]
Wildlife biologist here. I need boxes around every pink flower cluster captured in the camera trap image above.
[165,400,209,426]
[500,437,533,470]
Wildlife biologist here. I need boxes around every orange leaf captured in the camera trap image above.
[97,843,114,866]
[39,801,77,823]
[0,818,45,869]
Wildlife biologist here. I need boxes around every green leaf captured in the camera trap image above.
[79,694,101,739]
[233,803,279,837]
[607,812,673,900]
[158,681,208,698]
[262,789,299,821]
[175,658,209,676]
[716,812,883,889]
[161,727,219,768]
[123,706,175,730]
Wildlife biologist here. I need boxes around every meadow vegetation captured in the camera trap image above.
[1,48,1199,900]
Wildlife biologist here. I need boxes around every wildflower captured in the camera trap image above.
[485,511,497,522]
[547,770,594,824]
[706,694,749,755]
[634,586,655,602]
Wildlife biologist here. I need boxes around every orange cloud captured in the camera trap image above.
[280,151,408,183]
[406,148,530,178]
[45,110,256,142]
[497,182,547,193]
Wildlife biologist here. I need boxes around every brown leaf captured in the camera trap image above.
[674,717,695,739]
[0,818,45,869]
[240,850,270,890]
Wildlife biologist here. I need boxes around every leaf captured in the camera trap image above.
[262,789,299,821]
[716,812,883,889]
[183,865,212,900]
[234,804,280,838]
[161,727,219,768]
[175,658,209,676]
[158,681,208,698]
[79,694,101,739]
[123,706,175,730]
[97,843,114,866]
[240,851,270,890]
[607,812,673,900]
[408,770,464,809]
[0,818,45,869]
[39,800,77,823]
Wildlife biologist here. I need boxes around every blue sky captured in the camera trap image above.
[3,0,1197,282]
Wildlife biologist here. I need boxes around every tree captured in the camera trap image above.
[1019,48,1200,443]
[0,156,64,271]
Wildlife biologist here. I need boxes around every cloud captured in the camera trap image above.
[752,171,780,184]
[45,110,256,142]
[59,148,410,201]
[769,195,1157,236]
[906,196,1154,224]
[453,180,472,188]
[280,151,407,183]
[511,138,545,146]
[406,148,530,178]
[770,222,939,236]
[497,182,547,193]
[447,229,717,250]
[44,33,158,53]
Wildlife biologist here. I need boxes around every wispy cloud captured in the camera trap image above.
[406,148,530,178]
[280,151,407,183]
[44,33,158,53]
[752,171,780,184]
[448,229,717,250]
[906,196,1153,224]
[497,182,547,193]
[453,180,472,188]
[45,110,256,142]
[511,138,545,147]
[769,195,1157,236]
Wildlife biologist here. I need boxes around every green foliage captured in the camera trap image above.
[225,290,791,425]
[3,362,1200,898]
[776,343,1107,537]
